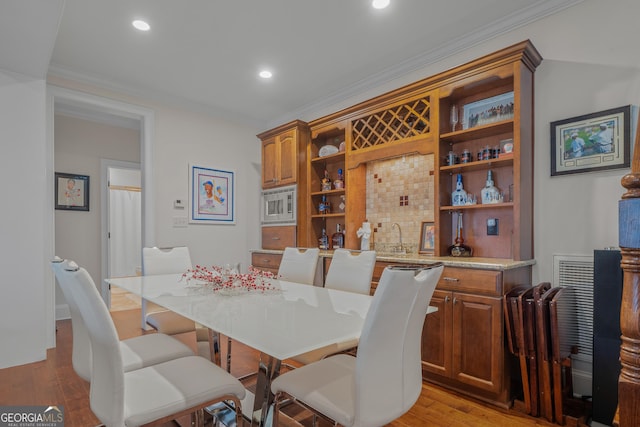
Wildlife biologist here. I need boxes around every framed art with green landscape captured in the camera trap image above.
[550,105,631,176]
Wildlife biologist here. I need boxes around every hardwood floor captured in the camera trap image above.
[0,308,562,426]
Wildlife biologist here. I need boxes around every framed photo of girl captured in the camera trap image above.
[550,105,632,176]
[189,164,235,224]
[55,172,90,211]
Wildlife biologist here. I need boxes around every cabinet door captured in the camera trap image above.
[262,136,278,188]
[277,129,297,186]
[451,293,503,393]
[251,253,282,275]
[422,290,453,377]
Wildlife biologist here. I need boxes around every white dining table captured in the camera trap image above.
[107,273,377,426]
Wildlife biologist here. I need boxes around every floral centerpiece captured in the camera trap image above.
[181,264,280,294]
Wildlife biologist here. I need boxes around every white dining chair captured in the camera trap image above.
[56,259,245,427]
[51,258,194,382]
[291,249,376,365]
[142,246,197,334]
[271,263,444,427]
[277,247,320,285]
[142,247,224,365]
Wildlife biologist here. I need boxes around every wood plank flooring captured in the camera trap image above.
[0,308,564,426]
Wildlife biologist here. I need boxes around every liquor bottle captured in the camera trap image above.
[331,224,345,249]
[480,170,501,204]
[447,212,472,257]
[333,168,344,189]
[451,174,468,206]
[321,169,332,191]
[319,195,331,214]
[318,228,329,250]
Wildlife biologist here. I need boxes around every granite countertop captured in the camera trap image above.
[250,249,535,271]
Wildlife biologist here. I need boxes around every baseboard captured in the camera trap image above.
[572,367,592,397]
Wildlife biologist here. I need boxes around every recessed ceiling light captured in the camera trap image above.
[372,0,390,9]
[132,20,150,31]
[259,70,273,79]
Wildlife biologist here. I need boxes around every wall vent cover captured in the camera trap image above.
[553,254,594,364]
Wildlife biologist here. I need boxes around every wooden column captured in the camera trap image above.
[618,110,640,427]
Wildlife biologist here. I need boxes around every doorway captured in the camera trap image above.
[102,160,142,307]
[47,85,156,348]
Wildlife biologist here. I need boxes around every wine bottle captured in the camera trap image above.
[319,195,331,214]
[318,228,329,250]
[331,224,345,249]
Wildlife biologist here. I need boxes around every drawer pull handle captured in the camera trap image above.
[262,259,271,263]
[271,237,280,240]
[443,277,460,282]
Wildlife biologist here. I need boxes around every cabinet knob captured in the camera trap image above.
[453,297,458,305]
[444,295,450,303]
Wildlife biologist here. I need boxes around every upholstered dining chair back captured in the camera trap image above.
[142,246,192,275]
[51,258,92,381]
[324,249,376,295]
[56,260,127,425]
[355,263,443,425]
[277,247,320,285]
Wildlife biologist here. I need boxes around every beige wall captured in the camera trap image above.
[53,114,140,316]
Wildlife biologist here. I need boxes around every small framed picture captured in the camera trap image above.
[55,172,90,211]
[462,92,514,130]
[550,105,631,176]
[189,164,235,224]
[419,221,436,254]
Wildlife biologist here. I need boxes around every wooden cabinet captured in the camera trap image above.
[434,41,541,260]
[303,123,367,250]
[261,226,296,250]
[258,120,310,248]
[250,252,282,276]
[423,290,503,392]
[258,120,309,189]
[422,265,530,407]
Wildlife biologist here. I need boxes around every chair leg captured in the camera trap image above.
[226,336,232,373]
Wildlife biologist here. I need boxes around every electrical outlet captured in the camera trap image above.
[487,218,499,235]
[172,217,188,228]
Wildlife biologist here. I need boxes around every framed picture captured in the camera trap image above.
[462,92,514,130]
[419,221,436,254]
[189,164,235,224]
[55,172,89,211]
[550,105,631,176]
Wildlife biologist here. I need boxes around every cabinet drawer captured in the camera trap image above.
[437,267,502,296]
[261,226,296,250]
[251,253,282,275]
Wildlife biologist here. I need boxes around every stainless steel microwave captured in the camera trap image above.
[261,185,296,225]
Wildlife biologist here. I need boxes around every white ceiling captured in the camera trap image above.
[3,0,584,129]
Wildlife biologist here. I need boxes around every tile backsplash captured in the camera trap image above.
[365,154,435,254]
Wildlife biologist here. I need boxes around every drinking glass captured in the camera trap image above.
[450,105,459,132]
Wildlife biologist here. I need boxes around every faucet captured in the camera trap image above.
[391,223,403,251]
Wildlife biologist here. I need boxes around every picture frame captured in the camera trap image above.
[419,221,436,254]
[550,105,631,176]
[189,164,235,224]
[55,172,90,211]
[462,92,514,130]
